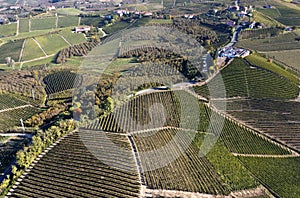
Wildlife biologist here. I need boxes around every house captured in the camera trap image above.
[10,5,20,10]
[285,27,293,31]
[47,6,56,11]
[226,20,236,27]
[75,26,91,33]
[184,14,194,19]
[263,5,272,9]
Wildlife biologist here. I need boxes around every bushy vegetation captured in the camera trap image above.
[55,40,99,64]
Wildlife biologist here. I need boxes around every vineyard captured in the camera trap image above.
[194,58,299,99]
[133,128,230,194]
[0,40,24,64]
[200,103,291,155]
[43,70,81,95]
[239,27,282,40]
[8,131,141,198]
[215,99,300,152]
[265,50,300,71]
[237,31,300,51]
[239,157,300,198]
[0,23,17,37]
[0,94,28,110]
[0,106,41,131]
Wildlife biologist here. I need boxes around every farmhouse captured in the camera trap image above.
[74,26,91,33]
[218,47,250,58]
[47,6,56,11]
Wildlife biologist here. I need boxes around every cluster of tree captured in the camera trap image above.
[71,73,120,120]
[0,70,46,103]
[0,119,76,196]
[56,40,100,64]
[170,18,220,46]
[119,47,200,79]
[25,104,67,127]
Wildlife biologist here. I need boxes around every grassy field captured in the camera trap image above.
[245,53,299,84]
[21,38,46,61]
[103,21,132,34]
[237,31,300,51]
[56,8,85,16]
[19,19,29,33]
[59,29,86,45]
[0,23,17,37]
[35,34,69,55]
[240,157,300,198]
[57,16,79,28]
[257,3,300,26]
[21,55,56,68]
[253,11,283,27]
[0,39,24,63]
[31,17,57,31]
[265,49,300,70]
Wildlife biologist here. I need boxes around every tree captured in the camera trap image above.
[16,150,26,168]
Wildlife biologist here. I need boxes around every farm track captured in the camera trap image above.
[32,38,47,57]
[232,153,299,158]
[0,104,32,113]
[58,34,72,46]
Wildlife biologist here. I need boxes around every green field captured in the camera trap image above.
[266,50,300,70]
[237,32,300,51]
[194,58,299,99]
[245,54,299,84]
[0,39,24,63]
[240,157,300,198]
[21,38,46,61]
[103,21,131,34]
[56,8,85,16]
[35,34,69,55]
[57,16,79,28]
[0,23,17,37]
[19,19,29,33]
[59,29,86,45]
[0,106,40,131]
[30,17,57,31]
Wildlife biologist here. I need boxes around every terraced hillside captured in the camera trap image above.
[214,99,300,152]
[194,58,299,99]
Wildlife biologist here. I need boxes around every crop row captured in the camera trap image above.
[9,131,140,198]
[194,58,299,99]
[132,128,229,194]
